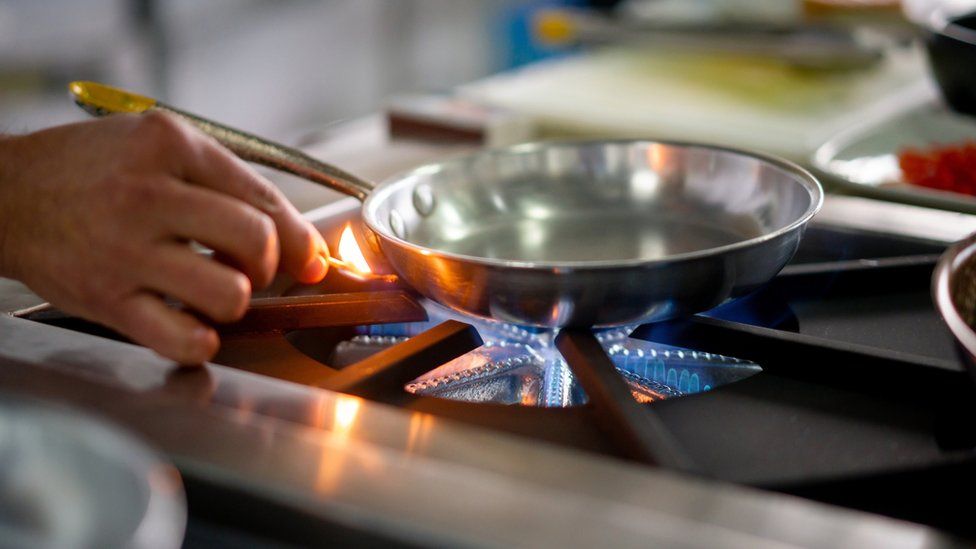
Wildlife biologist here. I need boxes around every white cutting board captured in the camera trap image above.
[461,45,938,162]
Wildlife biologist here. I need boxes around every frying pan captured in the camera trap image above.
[70,82,822,328]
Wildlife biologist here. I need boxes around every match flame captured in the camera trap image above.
[337,224,372,275]
[326,223,397,283]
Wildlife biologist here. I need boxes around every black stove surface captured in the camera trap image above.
[637,225,976,534]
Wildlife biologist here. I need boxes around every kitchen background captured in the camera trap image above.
[3,0,976,206]
[0,0,534,140]
[2,0,963,139]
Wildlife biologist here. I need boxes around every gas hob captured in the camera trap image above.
[6,193,976,547]
[4,110,976,546]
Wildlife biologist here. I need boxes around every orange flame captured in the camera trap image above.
[326,223,397,283]
[337,224,372,275]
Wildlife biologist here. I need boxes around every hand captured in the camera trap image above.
[0,113,329,364]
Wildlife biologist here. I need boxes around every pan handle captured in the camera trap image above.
[68,81,375,201]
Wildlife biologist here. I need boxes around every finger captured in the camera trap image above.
[288,223,328,284]
[142,243,251,323]
[155,179,279,289]
[173,130,328,283]
[107,292,219,365]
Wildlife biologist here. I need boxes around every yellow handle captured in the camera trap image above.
[68,81,158,116]
[68,80,376,200]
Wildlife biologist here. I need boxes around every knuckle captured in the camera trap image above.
[138,111,182,139]
[249,177,282,210]
[135,112,193,155]
[240,210,277,260]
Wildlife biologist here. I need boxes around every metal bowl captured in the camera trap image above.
[933,232,976,378]
[0,395,186,548]
[364,140,823,327]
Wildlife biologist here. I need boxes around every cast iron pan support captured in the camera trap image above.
[555,329,700,474]
[325,320,483,402]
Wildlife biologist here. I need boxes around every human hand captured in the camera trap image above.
[0,113,329,363]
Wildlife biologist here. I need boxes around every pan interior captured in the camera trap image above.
[367,142,818,266]
[414,209,756,263]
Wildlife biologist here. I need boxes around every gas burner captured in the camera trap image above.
[329,299,761,407]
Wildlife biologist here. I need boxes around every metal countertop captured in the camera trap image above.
[0,313,963,548]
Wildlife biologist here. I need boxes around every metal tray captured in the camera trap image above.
[813,103,976,214]
[0,394,186,548]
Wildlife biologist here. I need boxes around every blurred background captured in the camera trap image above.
[3,0,976,211]
[0,0,955,137]
[0,0,535,139]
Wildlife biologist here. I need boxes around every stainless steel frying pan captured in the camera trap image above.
[71,82,823,328]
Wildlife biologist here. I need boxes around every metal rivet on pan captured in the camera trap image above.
[412,184,435,216]
[389,210,406,239]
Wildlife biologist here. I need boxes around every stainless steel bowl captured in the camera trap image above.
[0,395,186,548]
[933,232,976,377]
[364,140,823,327]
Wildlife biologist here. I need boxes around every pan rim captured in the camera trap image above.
[362,138,824,270]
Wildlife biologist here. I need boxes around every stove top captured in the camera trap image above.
[320,297,760,407]
[6,88,976,543]
[15,195,976,545]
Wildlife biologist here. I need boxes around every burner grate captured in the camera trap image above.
[339,299,762,407]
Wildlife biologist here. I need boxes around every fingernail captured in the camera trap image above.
[299,254,328,283]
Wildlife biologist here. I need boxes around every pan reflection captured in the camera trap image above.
[314,394,373,495]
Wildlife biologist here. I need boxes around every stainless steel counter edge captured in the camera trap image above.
[0,315,960,548]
